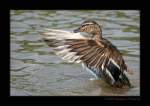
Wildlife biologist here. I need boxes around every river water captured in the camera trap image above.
[10,10,140,96]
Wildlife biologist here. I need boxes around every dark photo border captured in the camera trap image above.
[1,0,144,104]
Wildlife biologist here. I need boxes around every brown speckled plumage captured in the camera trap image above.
[42,20,133,88]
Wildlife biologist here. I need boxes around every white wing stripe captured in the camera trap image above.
[105,68,115,85]
[109,58,120,69]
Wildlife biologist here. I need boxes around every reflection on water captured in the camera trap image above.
[10,10,140,96]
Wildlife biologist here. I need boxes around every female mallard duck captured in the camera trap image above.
[42,20,133,88]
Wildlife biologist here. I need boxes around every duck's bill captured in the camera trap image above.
[73,28,80,33]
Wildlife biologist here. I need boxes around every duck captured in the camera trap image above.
[42,20,133,88]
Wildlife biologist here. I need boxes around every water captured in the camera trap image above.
[10,10,140,96]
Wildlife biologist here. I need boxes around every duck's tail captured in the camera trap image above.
[114,71,133,88]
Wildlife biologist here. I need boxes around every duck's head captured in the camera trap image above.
[74,20,102,39]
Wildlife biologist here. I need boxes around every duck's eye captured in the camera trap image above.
[81,26,91,32]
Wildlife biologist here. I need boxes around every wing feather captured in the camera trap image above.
[42,28,132,87]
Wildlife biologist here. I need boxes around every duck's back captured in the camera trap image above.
[95,38,131,87]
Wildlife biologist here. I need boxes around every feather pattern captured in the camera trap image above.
[42,27,132,88]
